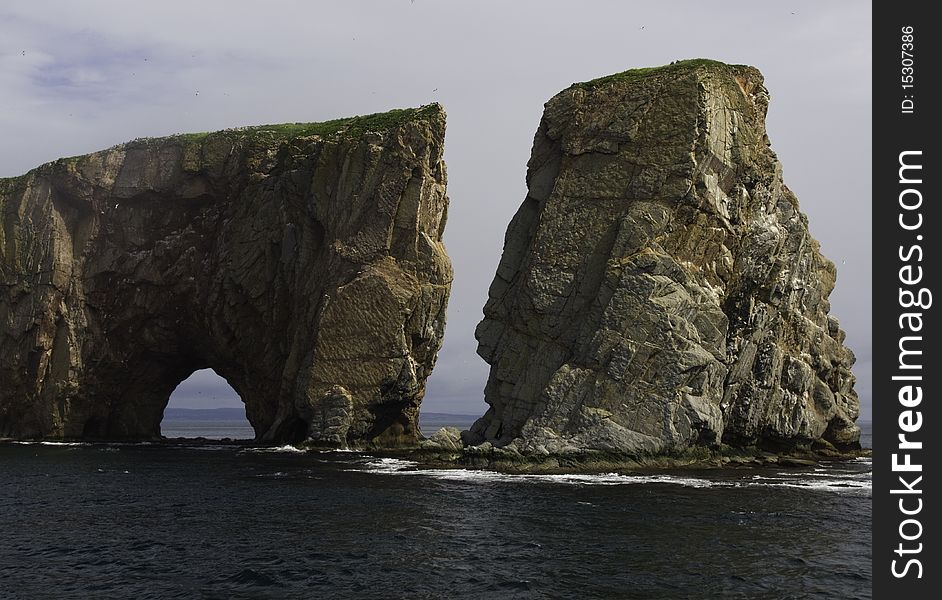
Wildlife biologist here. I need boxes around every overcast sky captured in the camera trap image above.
[0,1,871,420]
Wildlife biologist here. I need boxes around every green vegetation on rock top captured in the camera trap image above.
[571,58,749,90]
[160,103,444,146]
[0,104,444,182]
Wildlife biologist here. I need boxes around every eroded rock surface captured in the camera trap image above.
[467,60,859,455]
[0,105,452,445]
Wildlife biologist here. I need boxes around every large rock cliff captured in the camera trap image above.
[0,105,452,444]
[468,60,859,456]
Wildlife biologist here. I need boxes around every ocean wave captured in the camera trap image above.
[750,479,871,493]
[348,458,719,488]
[348,457,871,494]
[12,441,89,447]
[240,444,306,454]
[777,471,867,479]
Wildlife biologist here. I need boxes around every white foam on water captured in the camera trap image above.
[362,457,417,469]
[12,441,89,447]
[241,444,306,454]
[750,479,871,493]
[747,471,871,494]
[780,471,866,479]
[348,457,871,494]
[347,458,719,488]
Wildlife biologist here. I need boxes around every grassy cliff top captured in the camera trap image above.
[154,102,445,145]
[0,104,445,182]
[571,58,752,90]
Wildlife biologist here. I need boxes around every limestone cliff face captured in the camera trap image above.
[468,61,859,455]
[0,105,452,444]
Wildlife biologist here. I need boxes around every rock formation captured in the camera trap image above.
[467,60,860,456]
[0,105,452,445]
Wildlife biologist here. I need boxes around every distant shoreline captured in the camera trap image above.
[163,407,480,422]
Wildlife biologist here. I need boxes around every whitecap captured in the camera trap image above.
[348,457,871,493]
[241,444,306,454]
[749,479,871,493]
[347,459,719,487]
[12,441,88,447]
[779,471,868,480]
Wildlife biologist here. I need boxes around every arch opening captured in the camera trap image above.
[161,369,255,440]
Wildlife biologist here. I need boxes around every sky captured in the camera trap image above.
[0,1,872,420]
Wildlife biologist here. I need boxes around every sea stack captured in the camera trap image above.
[0,105,452,445]
[467,60,859,456]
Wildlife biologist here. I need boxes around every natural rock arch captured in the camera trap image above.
[0,105,452,445]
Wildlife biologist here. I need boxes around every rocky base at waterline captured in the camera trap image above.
[0,429,869,475]
[401,427,869,474]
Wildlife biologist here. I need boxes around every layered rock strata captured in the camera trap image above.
[0,105,452,445]
[467,60,859,456]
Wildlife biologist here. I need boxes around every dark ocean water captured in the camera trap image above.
[0,421,871,600]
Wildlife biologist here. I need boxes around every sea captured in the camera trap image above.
[0,414,872,600]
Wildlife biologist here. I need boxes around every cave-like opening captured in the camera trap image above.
[161,369,255,440]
